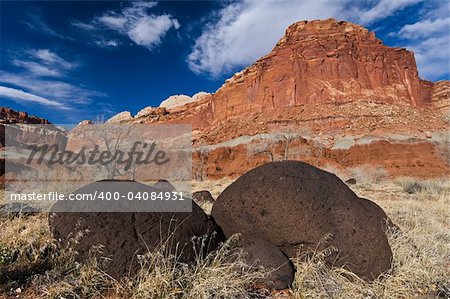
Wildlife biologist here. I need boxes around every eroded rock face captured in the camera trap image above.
[211,19,433,122]
[212,161,393,286]
[49,180,225,279]
[432,80,450,116]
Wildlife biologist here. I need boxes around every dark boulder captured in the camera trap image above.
[212,161,393,287]
[49,180,225,279]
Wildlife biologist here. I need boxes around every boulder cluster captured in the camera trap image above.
[49,161,393,289]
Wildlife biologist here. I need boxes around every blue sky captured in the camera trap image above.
[1,0,449,124]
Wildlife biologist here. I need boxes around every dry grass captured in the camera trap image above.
[1,177,449,298]
[346,165,387,185]
[116,235,267,299]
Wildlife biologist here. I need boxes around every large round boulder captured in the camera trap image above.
[211,161,393,287]
[49,180,224,279]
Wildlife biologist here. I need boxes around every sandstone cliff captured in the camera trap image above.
[210,19,433,123]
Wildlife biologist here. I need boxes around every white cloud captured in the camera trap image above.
[95,39,121,48]
[24,12,73,40]
[127,15,178,48]
[0,86,69,109]
[396,10,450,80]
[98,14,128,31]
[357,0,423,25]
[12,60,62,77]
[398,17,450,39]
[32,49,75,69]
[0,71,104,105]
[188,0,438,78]
[71,20,96,31]
[12,49,76,78]
[74,1,179,49]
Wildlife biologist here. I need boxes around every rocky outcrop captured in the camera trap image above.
[0,107,68,187]
[77,120,93,126]
[212,161,393,286]
[106,111,132,123]
[159,92,210,110]
[0,107,50,124]
[135,106,168,119]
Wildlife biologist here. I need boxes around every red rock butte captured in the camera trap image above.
[210,19,434,123]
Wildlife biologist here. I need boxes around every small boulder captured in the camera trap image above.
[212,161,393,287]
[192,190,215,205]
[153,179,176,191]
[345,178,357,185]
